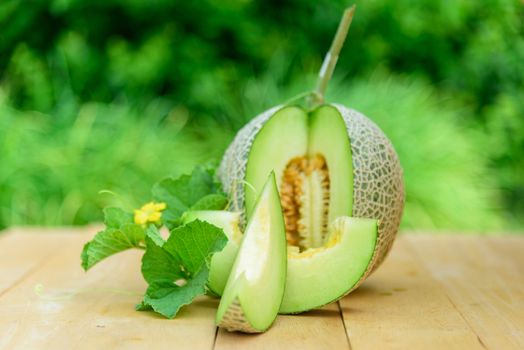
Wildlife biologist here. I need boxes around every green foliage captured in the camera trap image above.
[483,90,524,224]
[2,0,522,113]
[328,75,504,230]
[0,0,523,230]
[152,166,227,229]
[81,207,144,270]
[138,220,227,318]
[81,168,229,318]
[0,91,230,229]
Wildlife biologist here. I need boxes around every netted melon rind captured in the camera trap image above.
[334,104,404,281]
[218,104,404,278]
[218,298,261,333]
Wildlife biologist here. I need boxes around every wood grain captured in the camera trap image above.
[407,235,524,350]
[0,230,218,350]
[0,228,88,296]
[486,235,524,274]
[0,230,523,350]
[339,238,484,350]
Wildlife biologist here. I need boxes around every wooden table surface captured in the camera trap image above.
[0,227,522,350]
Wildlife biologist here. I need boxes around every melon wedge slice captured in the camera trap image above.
[280,216,377,314]
[216,172,287,333]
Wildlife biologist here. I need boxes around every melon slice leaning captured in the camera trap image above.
[216,172,287,333]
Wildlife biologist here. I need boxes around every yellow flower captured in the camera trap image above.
[134,201,167,225]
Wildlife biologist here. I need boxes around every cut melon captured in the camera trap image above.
[213,103,403,314]
[280,216,377,314]
[192,210,377,313]
[308,106,354,226]
[245,105,353,251]
[219,104,404,276]
[216,172,287,333]
[182,210,241,295]
[244,106,308,218]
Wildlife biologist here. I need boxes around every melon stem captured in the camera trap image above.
[310,5,356,107]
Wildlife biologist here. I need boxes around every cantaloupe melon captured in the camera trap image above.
[218,104,404,281]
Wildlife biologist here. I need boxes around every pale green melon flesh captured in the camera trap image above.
[279,217,377,314]
[308,105,353,224]
[245,104,353,250]
[216,172,287,332]
[182,211,241,295]
[244,106,308,218]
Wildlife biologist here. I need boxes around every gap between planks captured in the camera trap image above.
[338,300,353,350]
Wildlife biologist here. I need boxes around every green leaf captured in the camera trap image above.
[138,219,228,318]
[139,268,209,319]
[164,220,228,275]
[145,224,165,247]
[190,194,228,211]
[103,207,134,228]
[152,166,225,229]
[81,223,145,271]
[135,301,152,311]
[82,165,230,318]
[141,235,183,285]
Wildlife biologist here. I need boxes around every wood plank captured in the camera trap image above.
[214,302,349,350]
[339,237,484,350]
[0,228,90,295]
[0,231,218,350]
[407,235,524,350]
[486,235,524,274]
[2,229,522,349]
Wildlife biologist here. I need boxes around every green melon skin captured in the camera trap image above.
[216,171,287,333]
[218,104,404,281]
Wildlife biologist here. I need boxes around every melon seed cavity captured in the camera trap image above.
[280,154,330,250]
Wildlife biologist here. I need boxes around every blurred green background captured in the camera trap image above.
[1,0,523,232]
